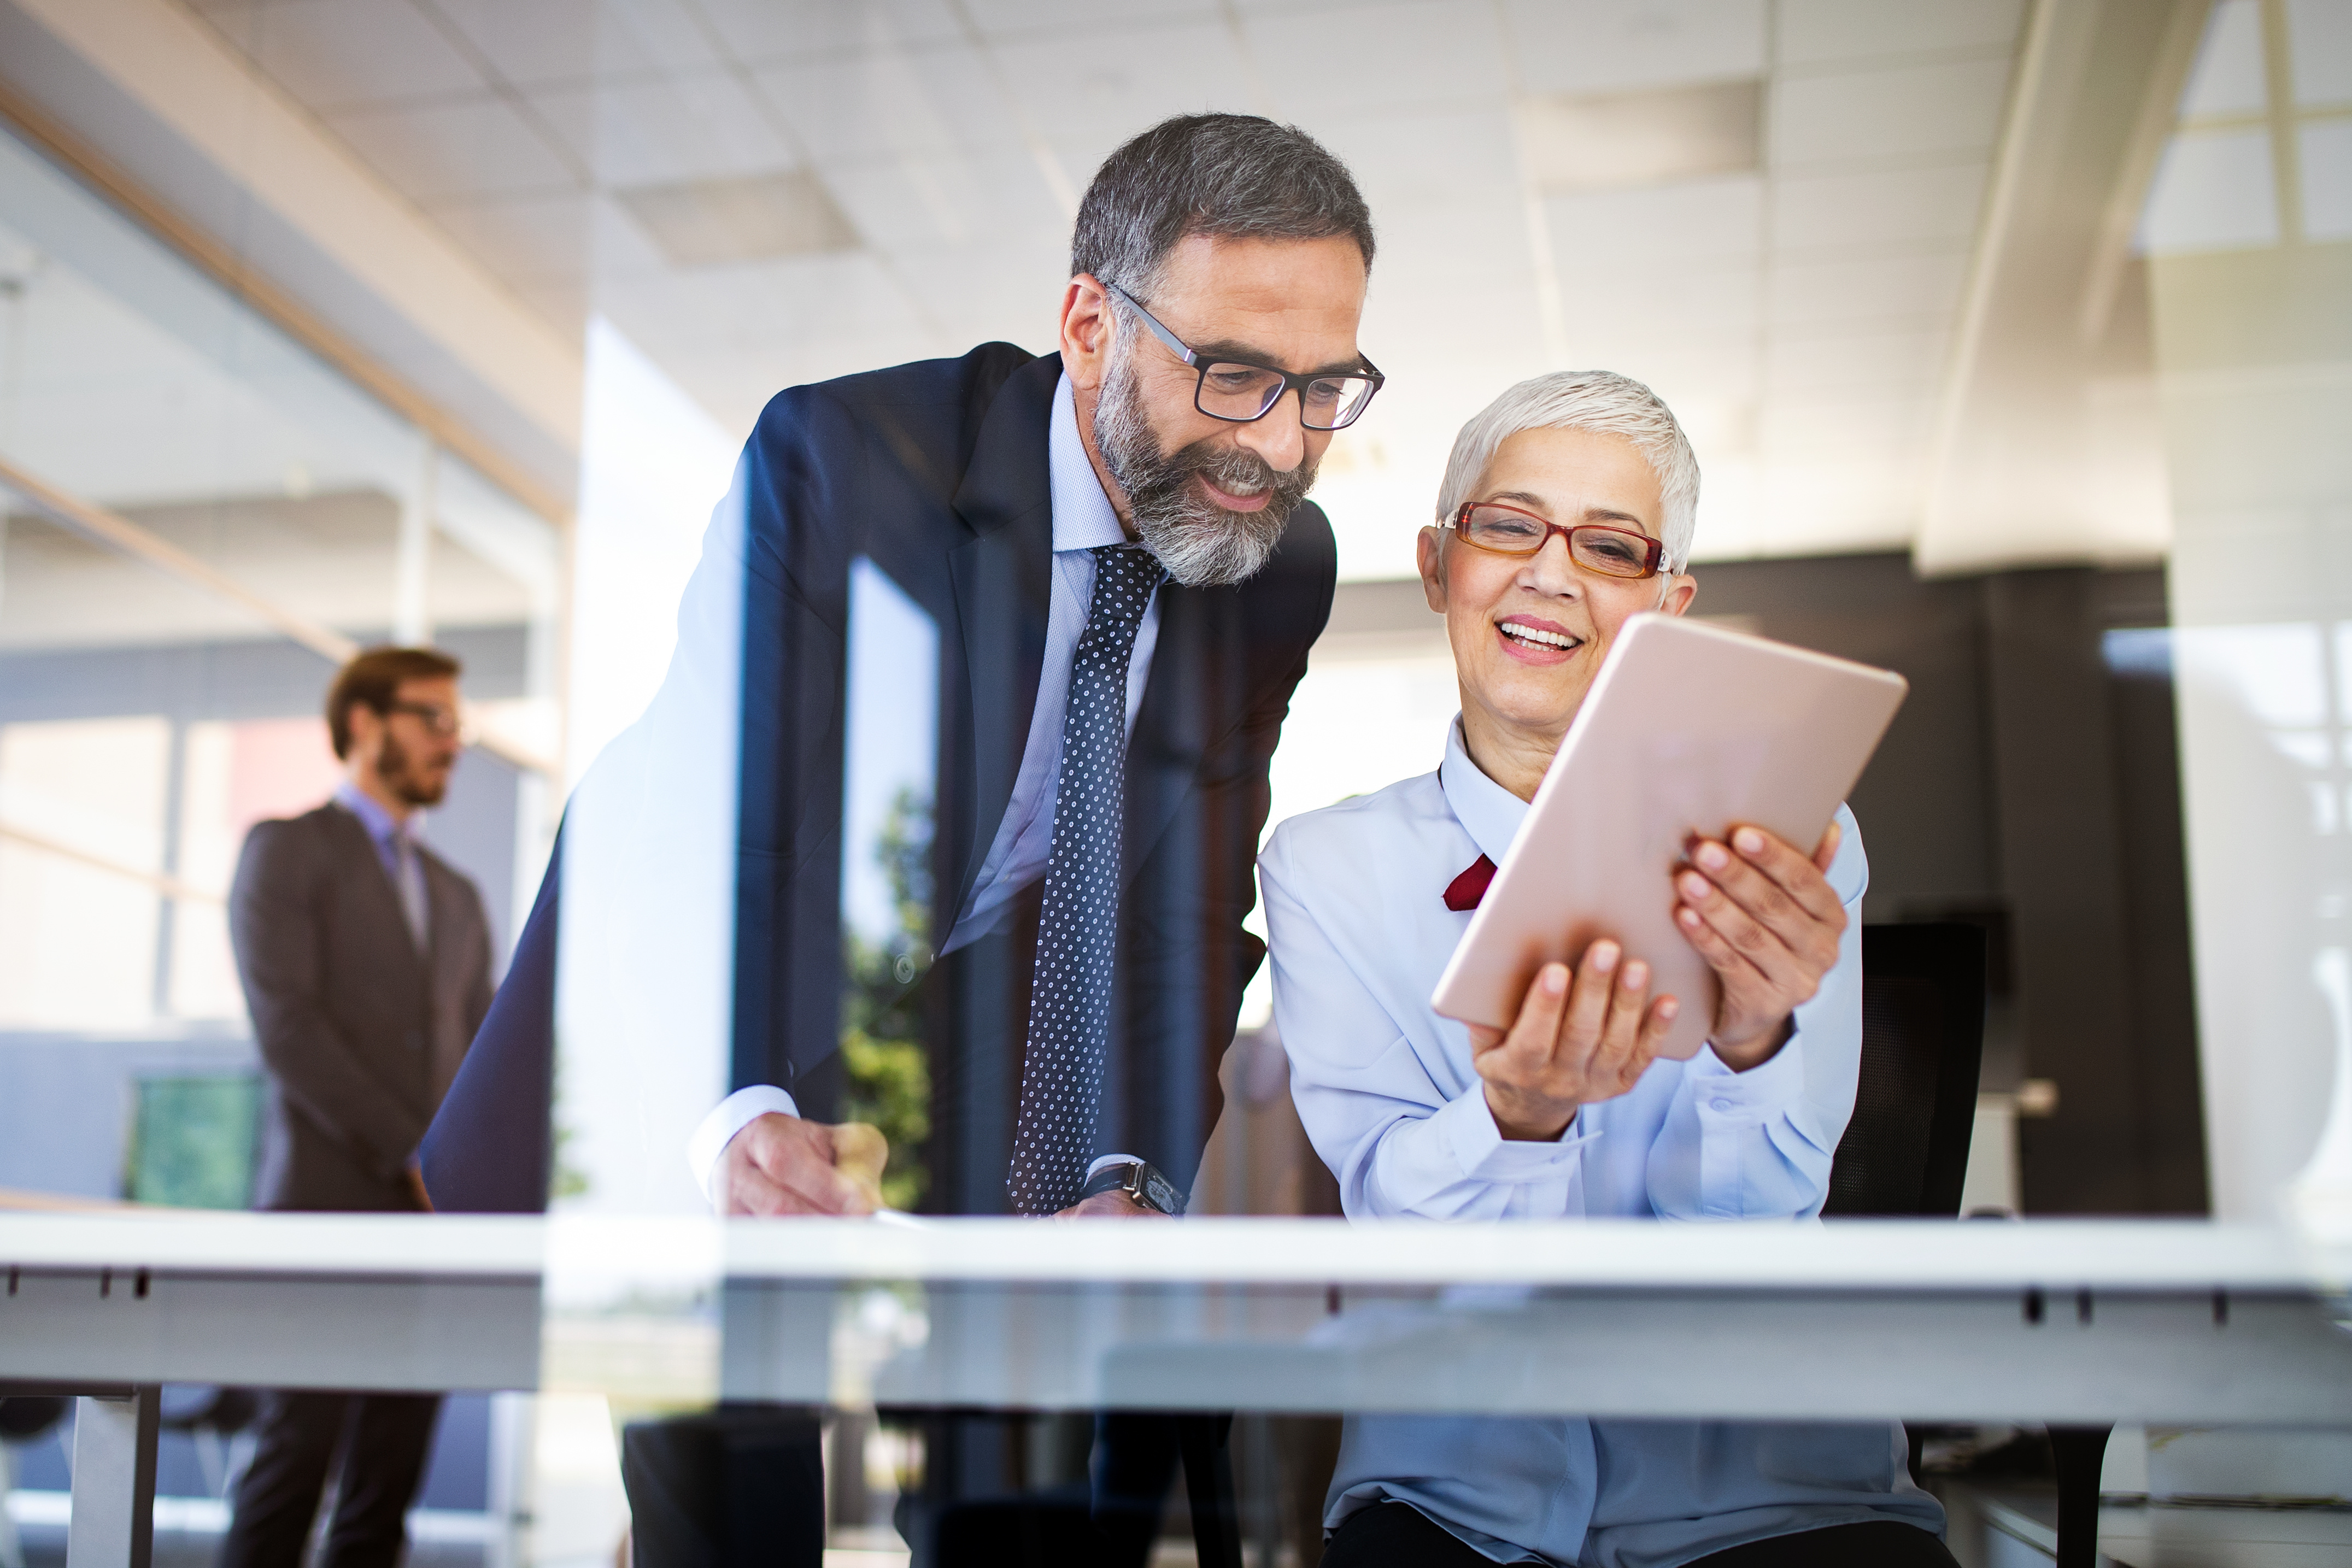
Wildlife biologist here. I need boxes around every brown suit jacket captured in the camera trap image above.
[230,802,494,1211]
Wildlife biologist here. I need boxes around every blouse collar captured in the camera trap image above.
[1437,717,1529,867]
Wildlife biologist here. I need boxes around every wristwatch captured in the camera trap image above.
[1077,1159,1186,1216]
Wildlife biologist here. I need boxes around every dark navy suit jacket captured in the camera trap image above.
[421,345,1335,1214]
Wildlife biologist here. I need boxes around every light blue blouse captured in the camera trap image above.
[1258,720,1945,1567]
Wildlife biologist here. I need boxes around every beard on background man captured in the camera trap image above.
[379,731,451,808]
[1093,320,1318,588]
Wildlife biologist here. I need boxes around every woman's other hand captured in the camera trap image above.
[1673,820,1847,1070]
[1470,939,1679,1140]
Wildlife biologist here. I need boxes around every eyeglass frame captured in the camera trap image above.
[1102,280,1385,430]
[1447,500,1671,579]
[386,700,462,738]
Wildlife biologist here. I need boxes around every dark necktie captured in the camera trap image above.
[1006,544,1166,1214]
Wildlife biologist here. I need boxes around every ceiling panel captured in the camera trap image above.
[1312,105,1523,210]
[430,0,723,89]
[198,0,487,110]
[695,0,966,64]
[327,95,580,202]
[1777,0,2026,67]
[171,0,2031,572]
[961,0,1221,36]
[753,44,1022,162]
[529,69,796,187]
[1767,250,1971,328]
[1247,2,1508,119]
[819,148,1068,254]
[991,24,1254,147]
[1770,56,2014,168]
[1771,162,1991,251]
[1546,175,1765,269]
[1501,0,1767,97]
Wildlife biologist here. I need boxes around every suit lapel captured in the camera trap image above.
[946,354,1061,908]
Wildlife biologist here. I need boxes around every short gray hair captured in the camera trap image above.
[1072,114,1374,299]
[1435,371,1701,573]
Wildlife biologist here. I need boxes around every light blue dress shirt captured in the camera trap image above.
[1258,721,1944,1566]
[690,373,1163,1196]
[333,779,427,950]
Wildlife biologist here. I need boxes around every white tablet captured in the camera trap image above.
[1428,612,1908,1060]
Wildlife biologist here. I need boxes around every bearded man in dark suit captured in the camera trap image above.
[424,113,1379,1565]
[224,645,494,1568]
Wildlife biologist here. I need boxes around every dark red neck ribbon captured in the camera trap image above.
[1444,854,1497,912]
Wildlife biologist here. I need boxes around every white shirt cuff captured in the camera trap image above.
[1690,1032,1806,1124]
[688,1085,800,1207]
[1436,1081,1597,1184]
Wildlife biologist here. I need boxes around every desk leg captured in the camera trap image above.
[67,1389,157,1568]
[2048,1424,2111,1568]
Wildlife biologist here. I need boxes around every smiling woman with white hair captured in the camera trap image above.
[1259,371,1954,1567]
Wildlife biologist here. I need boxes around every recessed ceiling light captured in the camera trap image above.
[1518,79,1762,192]
[615,169,861,268]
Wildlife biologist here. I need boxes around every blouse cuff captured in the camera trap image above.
[1690,1032,1806,1125]
[1438,1080,1599,1184]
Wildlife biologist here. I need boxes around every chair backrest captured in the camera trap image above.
[1822,923,1987,1217]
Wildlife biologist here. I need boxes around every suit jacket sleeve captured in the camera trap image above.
[231,819,429,1179]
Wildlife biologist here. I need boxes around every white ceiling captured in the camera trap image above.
[179,0,2030,578]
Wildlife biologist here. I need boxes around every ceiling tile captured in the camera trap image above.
[696,0,965,64]
[1767,250,1969,327]
[1503,0,1767,97]
[1770,57,2011,168]
[530,70,796,187]
[1555,260,1762,344]
[1770,162,1989,251]
[1777,0,2024,66]
[431,0,722,87]
[1245,2,1506,119]
[1547,175,1766,272]
[991,23,1254,146]
[615,171,860,265]
[426,191,597,281]
[1764,327,1948,394]
[200,0,487,109]
[819,149,1067,252]
[1522,79,1762,192]
[754,44,1020,163]
[597,252,915,352]
[328,96,580,201]
[962,0,1219,36]
[1310,106,1522,211]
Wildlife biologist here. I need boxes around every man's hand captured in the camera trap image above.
[1470,939,1679,1141]
[402,1162,434,1213]
[1053,1188,1170,1219]
[719,1113,887,1216]
[1673,820,1847,1070]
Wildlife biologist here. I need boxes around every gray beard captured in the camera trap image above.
[1093,339,1316,589]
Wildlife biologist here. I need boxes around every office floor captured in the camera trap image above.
[1933,1482,2352,1567]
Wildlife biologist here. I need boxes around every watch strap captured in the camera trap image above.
[1077,1159,1185,1215]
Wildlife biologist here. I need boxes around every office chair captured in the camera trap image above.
[1823,923,1986,1218]
[1827,924,2107,1568]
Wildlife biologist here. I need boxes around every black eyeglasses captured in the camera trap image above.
[1105,281,1383,431]
[388,701,461,737]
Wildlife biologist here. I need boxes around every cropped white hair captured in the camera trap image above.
[1434,371,1700,573]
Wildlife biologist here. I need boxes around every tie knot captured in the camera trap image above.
[1093,543,1164,599]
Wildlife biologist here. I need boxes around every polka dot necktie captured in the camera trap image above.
[1006,543,1166,1214]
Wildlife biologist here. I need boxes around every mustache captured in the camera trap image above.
[1163,438,1312,511]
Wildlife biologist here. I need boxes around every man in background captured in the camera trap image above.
[221,645,495,1568]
